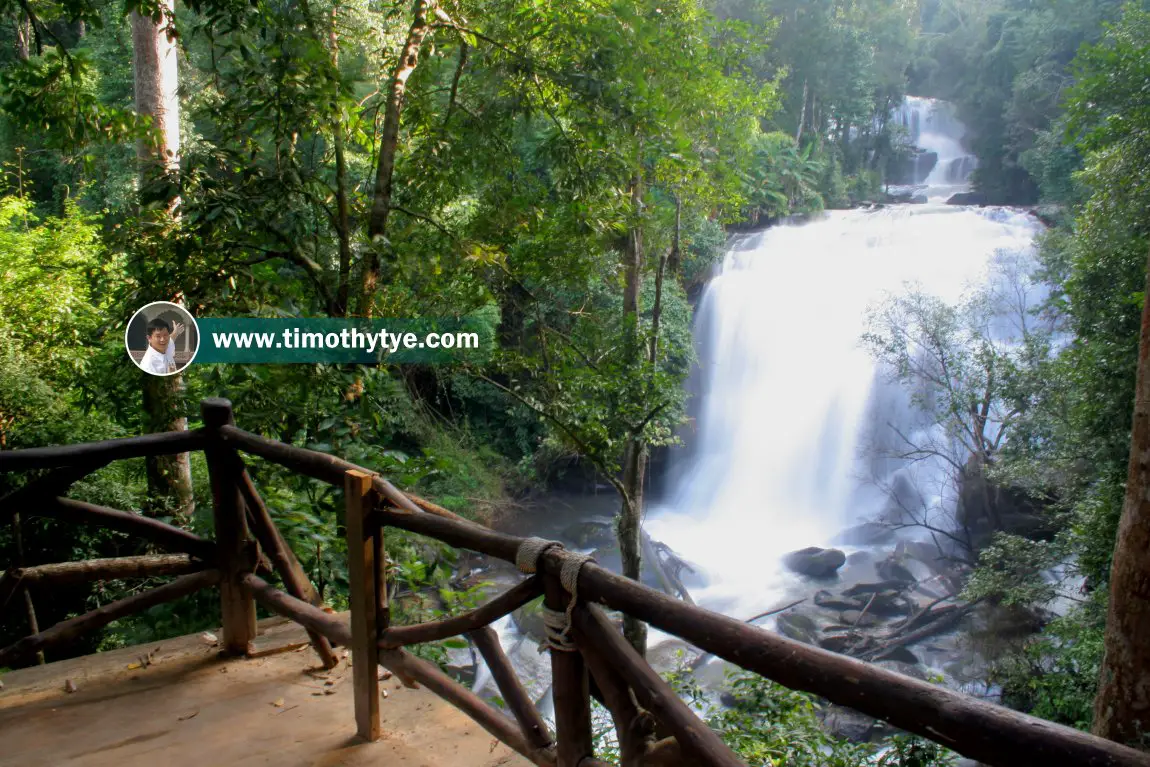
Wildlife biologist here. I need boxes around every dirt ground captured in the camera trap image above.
[0,617,531,767]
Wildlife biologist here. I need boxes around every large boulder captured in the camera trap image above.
[876,557,917,585]
[561,520,616,549]
[512,596,546,642]
[782,547,847,578]
[946,191,987,206]
[776,611,820,644]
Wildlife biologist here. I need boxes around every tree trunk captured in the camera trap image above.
[619,169,648,656]
[133,2,193,519]
[795,79,808,143]
[358,0,438,316]
[14,13,31,60]
[1093,244,1150,748]
[133,5,180,177]
[329,9,353,318]
[619,442,647,656]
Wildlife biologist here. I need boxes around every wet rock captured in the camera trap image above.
[561,520,616,550]
[876,557,917,584]
[830,522,894,546]
[512,596,546,642]
[873,645,920,665]
[646,638,698,672]
[865,590,912,618]
[445,646,477,687]
[839,610,882,628]
[875,659,930,681]
[776,611,820,644]
[845,549,874,568]
[820,705,890,742]
[946,191,987,206]
[818,633,858,653]
[782,547,846,578]
[910,194,929,204]
[842,580,907,598]
[814,590,865,611]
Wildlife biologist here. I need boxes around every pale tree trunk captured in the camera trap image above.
[619,170,648,656]
[795,79,808,143]
[14,13,32,60]
[133,2,193,519]
[1093,244,1150,748]
[358,0,438,316]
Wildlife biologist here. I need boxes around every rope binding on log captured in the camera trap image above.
[515,536,593,652]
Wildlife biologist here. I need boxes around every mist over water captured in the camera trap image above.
[646,99,1042,623]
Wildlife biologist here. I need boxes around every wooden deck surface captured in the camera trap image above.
[0,617,531,767]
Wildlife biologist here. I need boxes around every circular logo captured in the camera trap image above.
[125,301,200,377]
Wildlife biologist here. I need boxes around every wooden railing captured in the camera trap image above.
[2,397,1149,767]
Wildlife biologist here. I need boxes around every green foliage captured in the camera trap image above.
[910,0,1130,203]
[664,664,956,766]
[0,195,110,381]
[742,131,825,221]
[991,598,1107,730]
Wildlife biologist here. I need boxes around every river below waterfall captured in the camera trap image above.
[467,98,1047,734]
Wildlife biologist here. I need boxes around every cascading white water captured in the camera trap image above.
[890,96,978,201]
[647,199,1041,624]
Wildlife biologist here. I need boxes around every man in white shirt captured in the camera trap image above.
[139,317,185,375]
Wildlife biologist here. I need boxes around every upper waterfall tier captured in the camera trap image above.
[890,96,978,201]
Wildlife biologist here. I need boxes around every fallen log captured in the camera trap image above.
[641,530,695,606]
[0,569,220,667]
[862,604,973,663]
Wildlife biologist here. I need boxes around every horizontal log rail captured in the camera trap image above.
[5,554,206,586]
[0,461,112,522]
[4,401,1150,767]
[216,424,468,523]
[39,497,217,560]
[0,430,207,471]
[0,570,221,667]
[379,575,542,648]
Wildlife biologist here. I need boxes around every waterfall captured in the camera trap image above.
[647,202,1042,621]
[890,96,978,200]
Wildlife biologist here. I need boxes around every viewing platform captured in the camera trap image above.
[0,617,527,767]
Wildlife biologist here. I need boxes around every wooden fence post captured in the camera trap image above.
[345,469,381,742]
[201,398,257,655]
[544,571,594,767]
